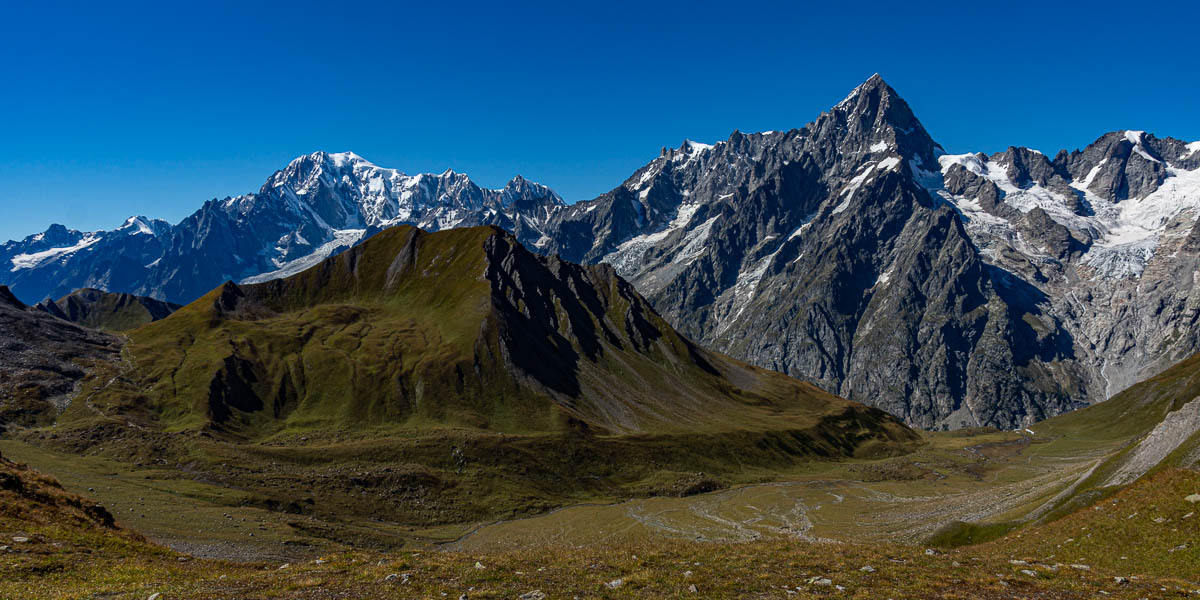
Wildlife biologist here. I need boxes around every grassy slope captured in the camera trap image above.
[1019,350,1200,520]
[924,350,1200,548]
[101,225,912,440]
[23,225,916,533]
[985,467,1199,581]
[2,456,1194,600]
[48,288,181,332]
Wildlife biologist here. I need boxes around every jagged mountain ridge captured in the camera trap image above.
[1,153,562,304]
[535,75,1094,429]
[534,76,1200,430]
[6,75,1200,430]
[32,288,180,332]
[82,224,915,451]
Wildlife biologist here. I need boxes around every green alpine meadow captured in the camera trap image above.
[3,7,1200,596]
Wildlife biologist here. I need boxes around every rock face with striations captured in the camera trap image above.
[536,75,1090,429]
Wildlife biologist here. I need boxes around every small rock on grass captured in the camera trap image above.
[605,579,624,589]
[1185,494,1200,504]
[519,591,547,600]
[860,565,876,573]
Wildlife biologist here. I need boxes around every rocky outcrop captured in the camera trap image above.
[1105,397,1200,487]
[33,288,180,331]
[0,286,121,428]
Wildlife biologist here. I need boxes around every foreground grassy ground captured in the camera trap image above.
[2,449,1197,599]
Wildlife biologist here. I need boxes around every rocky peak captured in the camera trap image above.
[496,175,564,211]
[1057,131,1171,201]
[827,74,942,168]
[0,285,26,310]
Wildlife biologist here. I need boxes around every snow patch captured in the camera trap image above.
[671,216,720,265]
[876,265,895,286]
[931,148,1200,279]
[122,217,156,236]
[869,141,889,153]
[1124,130,1160,163]
[602,204,708,275]
[241,229,365,284]
[10,236,101,271]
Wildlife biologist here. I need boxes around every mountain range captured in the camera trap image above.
[1,158,561,304]
[20,225,915,528]
[103,224,913,442]
[6,74,1200,430]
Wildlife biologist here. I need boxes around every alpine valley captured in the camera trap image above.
[2,75,1200,599]
[7,75,1200,431]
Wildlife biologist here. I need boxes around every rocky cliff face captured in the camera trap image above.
[928,130,1200,404]
[7,76,1200,431]
[537,75,1090,429]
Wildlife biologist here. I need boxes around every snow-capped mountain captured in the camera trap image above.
[925,130,1200,399]
[534,75,1200,430]
[1,152,562,303]
[535,74,1086,430]
[7,75,1200,431]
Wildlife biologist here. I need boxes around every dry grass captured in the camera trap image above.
[2,454,1197,599]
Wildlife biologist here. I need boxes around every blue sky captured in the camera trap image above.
[1,0,1196,242]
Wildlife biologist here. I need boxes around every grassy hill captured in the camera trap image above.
[34,287,180,332]
[1021,349,1200,519]
[98,225,911,441]
[26,225,917,532]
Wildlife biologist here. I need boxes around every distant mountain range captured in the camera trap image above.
[6,74,1200,430]
[1,156,561,304]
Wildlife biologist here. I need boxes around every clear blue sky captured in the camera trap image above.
[1,0,1197,243]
